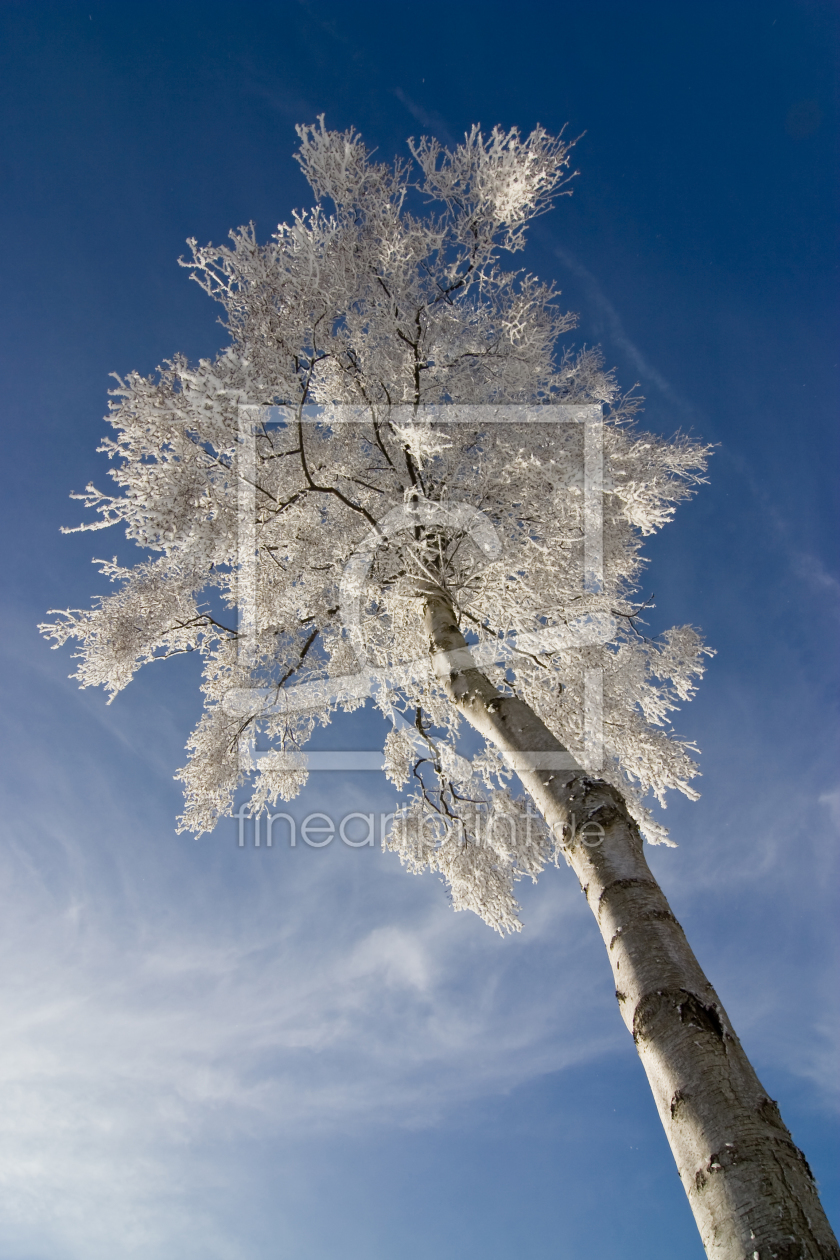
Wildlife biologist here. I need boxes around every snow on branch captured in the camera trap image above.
[43,118,713,931]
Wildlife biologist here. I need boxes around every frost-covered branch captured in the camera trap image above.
[43,118,712,931]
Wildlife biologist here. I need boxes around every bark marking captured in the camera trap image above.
[632,988,726,1047]
[597,876,659,909]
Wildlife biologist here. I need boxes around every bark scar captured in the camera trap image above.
[632,988,727,1047]
[677,992,726,1043]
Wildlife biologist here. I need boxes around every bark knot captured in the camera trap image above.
[676,991,726,1043]
[632,988,727,1047]
[694,1146,732,1192]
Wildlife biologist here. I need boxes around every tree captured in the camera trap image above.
[41,119,838,1259]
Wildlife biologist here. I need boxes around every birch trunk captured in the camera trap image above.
[424,590,839,1260]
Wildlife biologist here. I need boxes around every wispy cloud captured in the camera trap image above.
[393,89,457,148]
[544,236,697,418]
[0,624,622,1255]
[0,843,615,1256]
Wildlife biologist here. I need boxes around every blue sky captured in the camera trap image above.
[0,2,837,1256]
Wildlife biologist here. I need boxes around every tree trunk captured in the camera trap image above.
[424,590,839,1260]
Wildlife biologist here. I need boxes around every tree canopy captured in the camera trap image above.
[42,119,711,932]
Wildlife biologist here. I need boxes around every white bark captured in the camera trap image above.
[424,589,840,1260]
